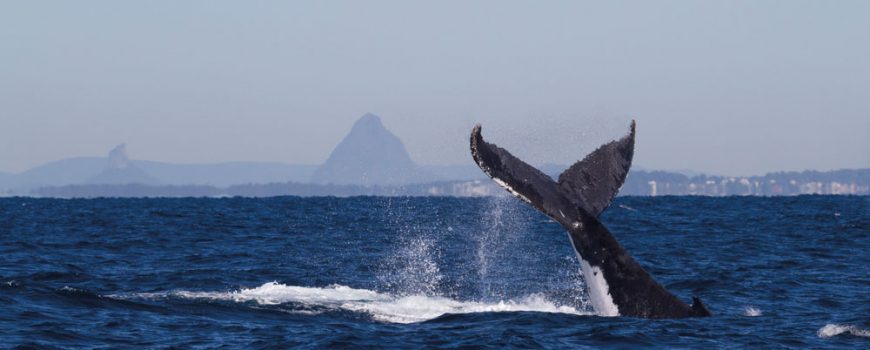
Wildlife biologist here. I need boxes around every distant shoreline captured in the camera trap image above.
[10,168,868,198]
[3,193,867,200]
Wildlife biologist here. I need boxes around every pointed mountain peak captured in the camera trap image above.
[350,113,387,134]
[108,143,129,169]
[312,113,434,186]
[87,143,158,185]
[357,112,382,124]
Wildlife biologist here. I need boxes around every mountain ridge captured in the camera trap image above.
[2,112,867,196]
[311,113,436,186]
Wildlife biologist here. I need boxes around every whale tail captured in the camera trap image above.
[470,121,635,219]
[470,121,711,318]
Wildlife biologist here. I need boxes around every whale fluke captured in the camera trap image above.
[557,121,635,217]
[470,121,711,318]
[470,124,569,218]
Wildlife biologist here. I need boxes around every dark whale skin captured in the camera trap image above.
[470,122,711,318]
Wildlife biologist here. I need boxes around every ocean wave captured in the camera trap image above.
[817,324,870,338]
[110,282,591,324]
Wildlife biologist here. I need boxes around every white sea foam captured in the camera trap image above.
[618,204,637,212]
[742,306,762,317]
[817,324,870,338]
[112,282,591,324]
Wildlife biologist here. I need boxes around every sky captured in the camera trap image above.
[2,1,868,176]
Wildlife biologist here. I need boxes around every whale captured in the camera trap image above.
[470,121,711,318]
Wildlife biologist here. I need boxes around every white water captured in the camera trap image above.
[377,234,444,296]
[817,324,870,338]
[375,198,445,297]
[475,195,522,298]
[742,306,762,317]
[112,282,592,324]
[134,197,591,325]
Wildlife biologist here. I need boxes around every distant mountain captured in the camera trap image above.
[5,113,868,197]
[0,144,317,194]
[311,113,435,186]
[0,172,13,194]
[87,144,158,185]
[9,157,106,192]
[135,161,317,187]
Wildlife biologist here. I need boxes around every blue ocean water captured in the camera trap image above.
[1,195,867,348]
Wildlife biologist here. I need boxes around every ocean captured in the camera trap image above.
[1,195,867,348]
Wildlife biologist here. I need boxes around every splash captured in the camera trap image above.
[475,196,527,299]
[742,306,762,317]
[374,196,592,313]
[476,197,592,311]
[111,282,591,324]
[378,234,444,296]
[376,198,444,296]
[817,324,870,338]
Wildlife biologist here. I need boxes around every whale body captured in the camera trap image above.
[470,121,711,318]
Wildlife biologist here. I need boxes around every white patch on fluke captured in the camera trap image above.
[492,177,533,205]
[578,259,620,317]
[109,282,592,324]
[566,234,619,316]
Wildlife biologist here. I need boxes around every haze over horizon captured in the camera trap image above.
[2,1,869,177]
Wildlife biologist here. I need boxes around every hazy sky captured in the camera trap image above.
[2,1,868,176]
